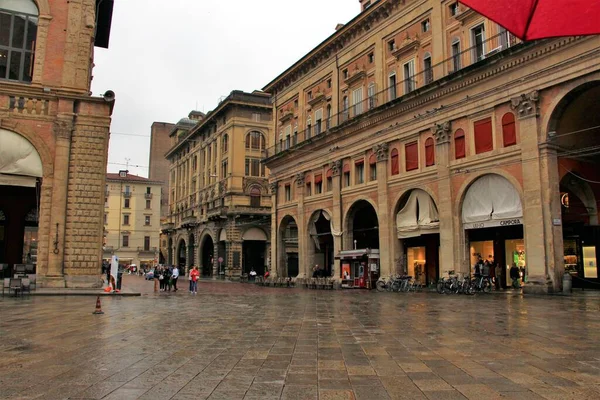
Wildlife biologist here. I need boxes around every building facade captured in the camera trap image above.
[0,0,114,287]
[162,91,273,278]
[263,0,600,293]
[149,121,175,218]
[102,171,162,269]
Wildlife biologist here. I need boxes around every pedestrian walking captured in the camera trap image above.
[190,266,200,294]
[510,263,520,289]
[171,265,179,292]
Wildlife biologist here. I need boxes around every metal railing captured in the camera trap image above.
[266,31,520,158]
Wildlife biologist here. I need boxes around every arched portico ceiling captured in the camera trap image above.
[396,189,439,239]
[462,174,522,228]
[0,128,43,187]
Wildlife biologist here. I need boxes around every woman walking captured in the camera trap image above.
[190,266,200,294]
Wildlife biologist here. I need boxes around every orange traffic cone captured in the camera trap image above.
[92,296,104,315]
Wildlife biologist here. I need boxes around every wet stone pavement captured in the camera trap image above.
[1,277,600,400]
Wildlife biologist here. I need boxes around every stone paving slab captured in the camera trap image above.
[1,275,600,399]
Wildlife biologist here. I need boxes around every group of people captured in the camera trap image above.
[473,257,527,289]
[311,264,328,278]
[154,265,180,292]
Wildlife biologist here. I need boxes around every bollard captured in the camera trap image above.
[562,272,572,294]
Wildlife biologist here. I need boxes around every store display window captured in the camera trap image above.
[563,239,581,277]
[504,239,526,286]
[22,226,38,266]
[407,247,427,285]
[583,246,597,278]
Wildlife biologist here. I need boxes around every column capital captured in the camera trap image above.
[372,142,390,161]
[510,90,539,119]
[295,173,305,187]
[433,121,451,144]
[269,181,278,194]
[330,160,342,176]
[54,119,73,140]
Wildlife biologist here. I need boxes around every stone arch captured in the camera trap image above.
[560,173,598,225]
[33,0,50,15]
[198,229,215,277]
[344,198,379,250]
[241,226,269,241]
[307,209,335,277]
[278,214,299,277]
[176,238,186,268]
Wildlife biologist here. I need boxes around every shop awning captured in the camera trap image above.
[0,129,43,186]
[396,189,440,239]
[462,174,522,226]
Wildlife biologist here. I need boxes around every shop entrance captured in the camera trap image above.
[309,210,334,276]
[395,189,440,285]
[278,215,299,277]
[176,239,186,269]
[551,81,600,288]
[242,227,267,276]
[200,235,214,277]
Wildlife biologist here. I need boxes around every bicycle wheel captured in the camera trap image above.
[483,279,492,293]
[436,280,444,294]
[376,280,386,292]
[391,281,400,292]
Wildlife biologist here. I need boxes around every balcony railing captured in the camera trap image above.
[266,31,520,159]
[137,247,158,253]
[122,191,132,198]
[144,193,153,199]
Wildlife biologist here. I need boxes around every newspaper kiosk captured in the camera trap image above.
[337,249,380,289]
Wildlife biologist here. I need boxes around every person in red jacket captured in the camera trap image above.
[190,266,200,294]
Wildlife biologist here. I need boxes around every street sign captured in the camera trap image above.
[218,256,224,263]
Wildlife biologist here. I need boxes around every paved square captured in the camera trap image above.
[1,277,600,399]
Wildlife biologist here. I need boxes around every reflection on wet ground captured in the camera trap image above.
[1,276,600,399]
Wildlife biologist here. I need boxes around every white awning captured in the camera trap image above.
[0,173,37,187]
[0,129,43,180]
[219,229,227,242]
[242,227,267,241]
[396,189,440,239]
[462,174,522,225]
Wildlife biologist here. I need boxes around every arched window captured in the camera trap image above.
[245,131,264,150]
[250,186,261,207]
[222,134,228,153]
[425,137,435,166]
[502,112,517,147]
[390,148,399,175]
[0,0,38,82]
[454,129,465,159]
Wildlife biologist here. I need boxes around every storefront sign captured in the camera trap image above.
[464,218,522,230]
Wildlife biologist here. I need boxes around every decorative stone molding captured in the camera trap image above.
[295,173,305,186]
[269,181,278,195]
[433,121,451,144]
[330,160,342,176]
[243,177,267,194]
[510,90,539,118]
[53,120,73,139]
[219,180,227,196]
[372,142,390,161]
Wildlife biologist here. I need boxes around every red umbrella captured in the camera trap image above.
[459,0,600,40]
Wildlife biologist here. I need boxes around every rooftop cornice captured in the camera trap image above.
[263,0,404,94]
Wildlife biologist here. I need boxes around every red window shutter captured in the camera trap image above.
[343,163,350,173]
[326,169,333,178]
[314,174,322,184]
[425,137,435,166]
[369,153,377,165]
[474,118,493,154]
[502,113,516,147]
[405,142,418,171]
[391,148,399,175]
[355,159,364,165]
[454,129,465,159]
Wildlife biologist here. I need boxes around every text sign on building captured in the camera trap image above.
[464,218,522,230]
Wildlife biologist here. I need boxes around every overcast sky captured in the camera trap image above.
[91,0,359,178]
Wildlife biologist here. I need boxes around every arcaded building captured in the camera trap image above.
[0,0,114,287]
[263,0,600,293]
[162,91,273,278]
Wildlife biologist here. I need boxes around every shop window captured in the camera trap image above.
[502,112,517,147]
[326,169,333,192]
[405,142,418,171]
[343,163,351,187]
[369,153,377,181]
[425,137,435,166]
[0,0,38,82]
[314,174,323,194]
[454,129,466,159]
[390,148,399,175]
[355,159,364,184]
[474,117,493,154]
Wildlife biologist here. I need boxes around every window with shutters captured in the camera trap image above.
[474,117,493,154]
[0,0,38,82]
[314,174,323,194]
[502,112,517,147]
[454,129,466,159]
[389,72,397,100]
[355,160,365,184]
[352,87,363,116]
[326,169,333,192]
[423,54,433,84]
[315,108,323,135]
[405,142,418,171]
[425,137,435,166]
[306,116,312,139]
[391,148,399,175]
[403,60,415,93]
[285,125,292,149]
[368,83,376,109]
[285,185,291,202]
[343,163,351,187]
[306,179,312,196]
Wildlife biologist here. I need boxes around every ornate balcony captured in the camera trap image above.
[161,222,175,233]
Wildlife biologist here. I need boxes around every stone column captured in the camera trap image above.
[373,143,392,277]
[269,181,279,278]
[433,122,460,276]
[512,91,557,293]
[295,173,308,278]
[43,116,73,287]
[330,161,343,281]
